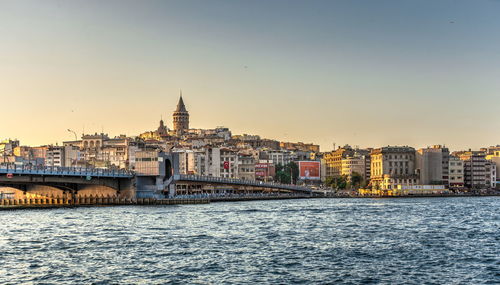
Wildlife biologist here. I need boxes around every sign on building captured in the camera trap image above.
[299,161,321,180]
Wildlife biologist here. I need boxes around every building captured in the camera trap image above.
[394,185,449,196]
[280,141,320,153]
[320,158,327,182]
[31,146,48,161]
[156,118,169,137]
[324,145,355,178]
[237,153,255,181]
[64,145,81,167]
[255,162,275,182]
[45,145,65,167]
[486,150,500,189]
[480,145,500,155]
[196,147,221,177]
[63,134,133,169]
[173,148,206,175]
[416,145,450,186]
[1,140,20,165]
[230,135,280,150]
[370,146,418,191]
[486,160,497,189]
[220,148,238,178]
[455,151,489,190]
[341,154,369,182]
[266,150,292,167]
[11,145,45,166]
[172,95,189,135]
[448,156,464,188]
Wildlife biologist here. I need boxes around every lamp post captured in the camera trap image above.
[67,129,77,141]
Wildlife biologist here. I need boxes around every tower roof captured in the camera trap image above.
[175,94,188,113]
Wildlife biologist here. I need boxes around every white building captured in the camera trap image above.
[46,146,65,167]
[237,153,255,181]
[220,148,238,178]
[486,161,497,189]
[448,156,464,188]
[173,149,205,175]
[341,155,367,181]
[64,145,81,167]
[486,150,500,189]
[416,145,450,186]
[195,147,222,177]
[267,150,292,167]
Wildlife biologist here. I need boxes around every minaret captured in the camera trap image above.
[172,91,189,135]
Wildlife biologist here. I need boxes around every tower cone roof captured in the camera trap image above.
[175,92,188,113]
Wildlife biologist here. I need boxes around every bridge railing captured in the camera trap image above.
[174,174,311,192]
[0,165,134,178]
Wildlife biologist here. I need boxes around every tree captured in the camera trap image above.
[325,176,336,188]
[337,175,348,189]
[350,172,363,189]
[274,162,299,184]
[325,175,348,190]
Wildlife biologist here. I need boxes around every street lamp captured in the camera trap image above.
[67,129,77,141]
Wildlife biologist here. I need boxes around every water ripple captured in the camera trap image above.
[0,197,499,284]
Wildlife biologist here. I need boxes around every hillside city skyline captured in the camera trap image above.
[2,93,498,193]
[2,92,498,153]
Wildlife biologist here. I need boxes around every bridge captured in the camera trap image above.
[175,174,311,193]
[0,166,133,178]
[0,164,312,200]
[0,166,135,200]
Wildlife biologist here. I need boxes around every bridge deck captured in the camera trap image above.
[0,167,134,178]
[174,174,311,193]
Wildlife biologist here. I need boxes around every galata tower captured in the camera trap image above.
[172,93,189,135]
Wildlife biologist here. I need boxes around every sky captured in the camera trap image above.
[0,0,499,152]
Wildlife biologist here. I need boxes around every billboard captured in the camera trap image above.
[299,161,321,180]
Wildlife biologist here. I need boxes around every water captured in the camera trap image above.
[0,197,499,284]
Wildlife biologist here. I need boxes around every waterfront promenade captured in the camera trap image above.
[1,191,499,210]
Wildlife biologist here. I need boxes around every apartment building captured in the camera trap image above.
[370,146,418,190]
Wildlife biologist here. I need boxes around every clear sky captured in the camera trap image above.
[1,0,499,151]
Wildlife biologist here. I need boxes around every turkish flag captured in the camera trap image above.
[223,161,230,170]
